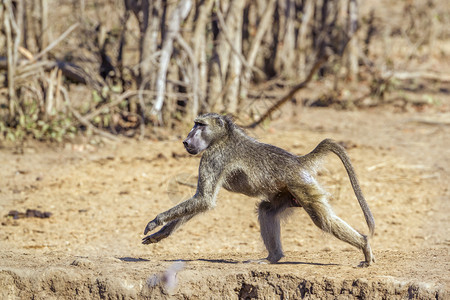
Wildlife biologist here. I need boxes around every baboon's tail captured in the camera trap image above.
[302,139,375,237]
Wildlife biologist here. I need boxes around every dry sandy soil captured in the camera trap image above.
[0,106,449,299]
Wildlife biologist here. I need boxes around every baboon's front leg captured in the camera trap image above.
[143,159,221,241]
[143,196,213,235]
[142,215,193,244]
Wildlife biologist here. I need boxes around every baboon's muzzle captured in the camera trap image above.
[183,140,199,155]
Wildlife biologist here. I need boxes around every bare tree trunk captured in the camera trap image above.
[176,34,199,120]
[298,0,314,77]
[40,0,48,53]
[13,0,23,70]
[347,0,358,81]
[208,0,231,112]
[31,0,40,52]
[223,0,245,114]
[45,67,58,117]
[151,0,192,123]
[4,0,24,121]
[246,0,276,69]
[137,0,161,86]
[192,0,214,113]
[79,0,85,21]
[4,1,15,120]
[163,56,179,128]
[278,0,296,78]
[240,0,276,100]
[331,0,348,90]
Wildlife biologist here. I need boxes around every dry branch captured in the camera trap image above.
[3,0,16,118]
[215,2,264,77]
[40,0,49,52]
[298,0,314,77]
[60,86,119,141]
[382,70,450,82]
[244,57,327,129]
[30,23,79,62]
[45,67,57,116]
[83,90,141,122]
[151,0,192,123]
[10,0,23,67]
[1,58,100,88]
[192,0,214,112]
[347,0,359,81]
[220,0,246,114]
[175,33,199,119]
[18,46,34,60]
[246,0,276,68]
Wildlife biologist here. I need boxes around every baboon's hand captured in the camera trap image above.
[143,218,159,235]
[142,231,166,244]
[142,234,158,244]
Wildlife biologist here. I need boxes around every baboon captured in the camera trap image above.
[143,113,375,267]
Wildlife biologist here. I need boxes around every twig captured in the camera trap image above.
[298,0,314,77]
[215,1,265,77]
[381,70,450,82]
[83,90,141,121]
[45,67,58,116]
[407,118,450,127]
[243,57,328,129]
[55,68,62,112]
[175,33,199,118]
[18,46,34,60]
[70,107,119,141]
[30,23,79,62]
[246,0,276,68]
[347,0,359,81]
[40,0,49,51]
[15,60,55,78]
[4,0,16,119]
[10,0,23,69]
[138,113,146,141]
[60,86,119,141]
[151,0,192,123]
[138,78,150,140]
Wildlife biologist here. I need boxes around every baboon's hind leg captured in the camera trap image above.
[290,185,375,266]
[246,200,291,264]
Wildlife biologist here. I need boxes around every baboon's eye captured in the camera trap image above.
[195,122,206,127]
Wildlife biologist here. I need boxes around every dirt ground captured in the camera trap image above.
[0,104,449,299]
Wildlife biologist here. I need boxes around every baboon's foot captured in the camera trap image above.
[244,258,270,264]
[357,257,375,268]
[360,237,375,267]
[357,252,376,268]
[244,253,284,264]
[267,252,284,264]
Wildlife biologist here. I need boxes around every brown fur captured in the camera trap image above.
[143,113,375,266]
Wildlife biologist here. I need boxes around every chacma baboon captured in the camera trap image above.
[143,113,375,267]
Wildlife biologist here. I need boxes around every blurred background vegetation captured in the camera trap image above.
[0,0,448,142]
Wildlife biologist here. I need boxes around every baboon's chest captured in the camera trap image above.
[222,168,259,197]
[222,168,281,198]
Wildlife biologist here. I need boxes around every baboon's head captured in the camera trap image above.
[183,113,228,155]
